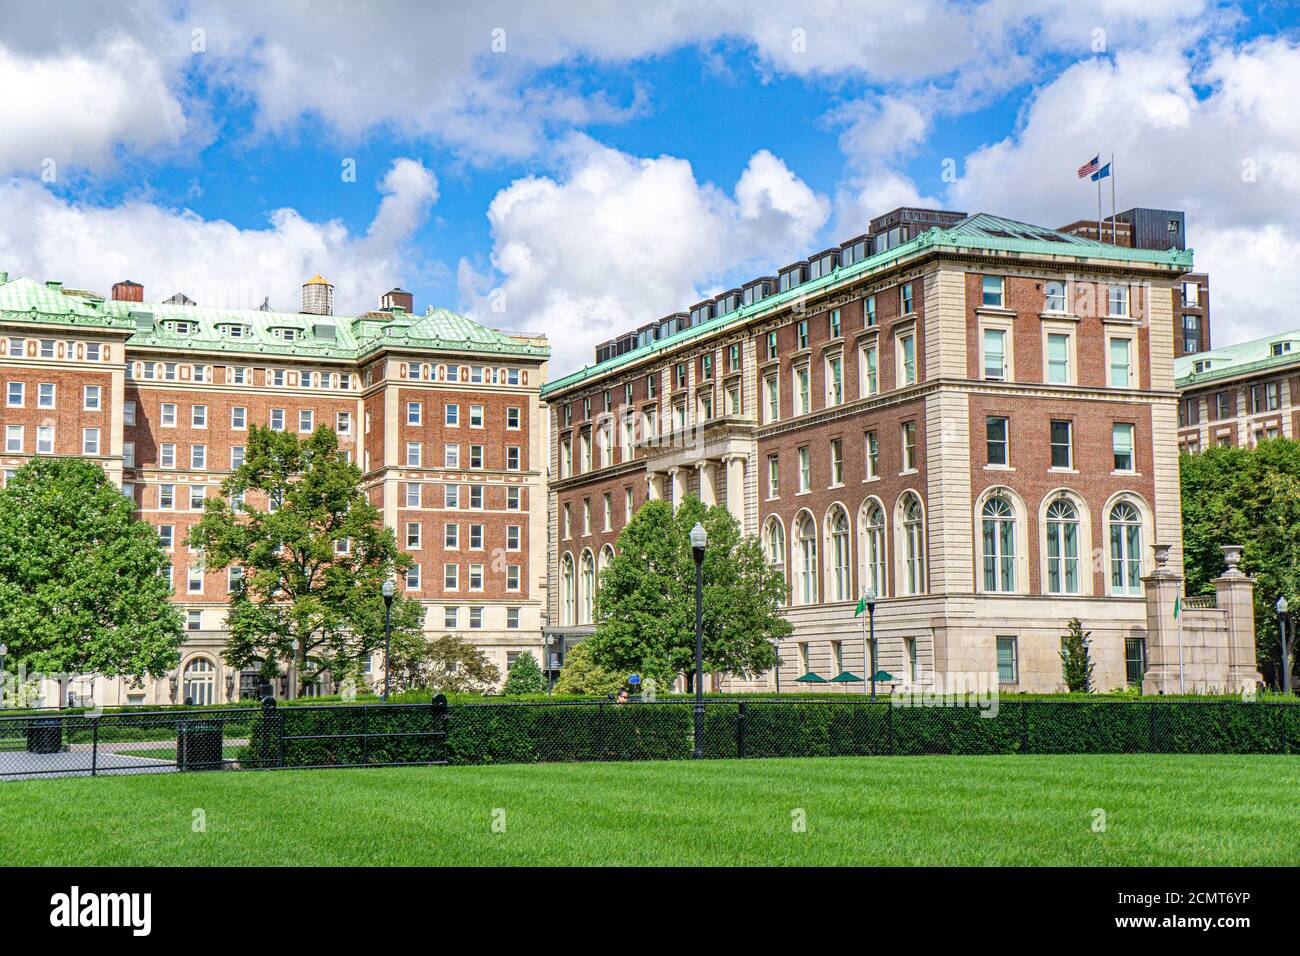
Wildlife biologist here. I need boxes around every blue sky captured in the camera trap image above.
[2,0,1298,374]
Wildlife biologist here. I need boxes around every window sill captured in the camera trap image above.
[1039,311,1080,322]
[1049,467,1078,474]
[862,476,880,483]
[984,464,1015,472]
[899,468,918,477]
[1110,470,1141,478]
[975,306,1016,318]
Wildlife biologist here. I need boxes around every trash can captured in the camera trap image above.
[177,720,224,771]
[26,717,63,754]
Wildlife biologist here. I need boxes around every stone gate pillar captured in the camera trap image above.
[1141,542,1184,695]
[1213,545,1262,693]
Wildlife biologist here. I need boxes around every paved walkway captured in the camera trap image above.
[1,750,178,781]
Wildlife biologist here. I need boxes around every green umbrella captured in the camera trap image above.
[795,672,828,684]
[870,671,896,683]
[829,670,864,693]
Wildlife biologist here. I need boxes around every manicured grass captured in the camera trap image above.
[1,754,1294,866]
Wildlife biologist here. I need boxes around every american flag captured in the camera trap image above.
[1077,155,1101,179]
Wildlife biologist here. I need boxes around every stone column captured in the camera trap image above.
[723,453,746,525]
[1213,545,1262,693]
[1141,542,1185,695]
[645,472,663,500]
[696,460,717,507]
[668,466,688,507]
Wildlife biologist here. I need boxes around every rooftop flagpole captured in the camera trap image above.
[1110,153,1117,244]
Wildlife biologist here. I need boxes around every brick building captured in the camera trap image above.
[542,209,1259,694]
[1058,207,1211,357]
[1175,328,1300,452]
[0,271,549,706]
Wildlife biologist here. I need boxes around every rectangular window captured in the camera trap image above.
[901,422,917,471]
[1050,420,1073,469]
[445,485,460,509]
[507,565,521,591]
[83,385,102,410]
[190,486,206,510]
[82,428,100,454]
[470,405,484,428]
[37,426,54,455]
[861,343,878,396]
[190,444,206,469]
[444,564,458,590]
[469,485,483,509]
[406,442,422,467]
[160,402,176,427]
[830,439,844,485]
[406,564,421,590]
[796,320,808,350]
[469,607,483,628]
[444,607,458,629]
[159,484,175,510]
[469,564,483,591]
[1046,333,1070,384]
[444,523,460,549]
[1108,285,1129,317]
[191,404,207,427]
[764,374,779,423]
[405,482,420,508]
[269,408,285,431]
[767,331,778,360]
[1125,637,1147,687]
[231,406,247,429]
[123,400,136,426]
[798,447,811,493]
[829,308,841,338]
[767,454,779,498]
[866,431,879,478]
[826,354,843,406]
[982,275,1005,308]
[506,406,521,430]
[1216,392,1232,420]
[406,522,421,548]
[901,283,913,314]
[5,382,23,407]
[507,607,521,629]
[469,524,483,550]
[982,328,1006,380]
[794,364,810,415]
[407,401,422,425]
[507,446,521,470]
[1109,338,1132,388]
[336,411,351,435]
[160,443,176,467]
[898,332,916,385]
[230,446,245,469]
[158,525,174,551]
[469,445,483,469]
[186,610,201,631]
[986,416,1008,466]
[864,295,876,327]
[509,487,522,511]
[1113,422,1135,472]
[996,636,1018,684]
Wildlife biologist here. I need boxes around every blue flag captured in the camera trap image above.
[1090,162,1111,182]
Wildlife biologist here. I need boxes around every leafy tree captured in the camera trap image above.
[587,495,789,689]
[188,425,422,693]
[1181,439,1300,685]
[552,641,625,696]
[1059,617,1095,693]
[388,634,500,694]
[501,651,546,695]
[0,457,185,680]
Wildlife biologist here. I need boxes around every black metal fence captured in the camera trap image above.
[1,697,1296,781]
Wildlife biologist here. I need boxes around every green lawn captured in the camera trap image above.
[1,754,1295,866]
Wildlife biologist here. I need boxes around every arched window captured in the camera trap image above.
[1045,497,1081,594]
[183,657,216,706]
[860,502,887,598]
[578,550,596,624]
[763,517,786,587]
[794,512,818,606]
[1109,501,1143,595]
[981,494,1017,592]
[900,494,926,596]
[560,553,576,626]
[598,544,615,578]
[826,506,851,602]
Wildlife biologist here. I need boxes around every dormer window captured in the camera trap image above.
[1271,342,1291,357]
[162,320,194,335]
[1193,359,1213,373]
[270,327,299,342]
[218,324,246,339]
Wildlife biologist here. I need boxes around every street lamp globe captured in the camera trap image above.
[864,587,877,608]
[1277,595,1288,615]
[382,579,395,601]
[690,522,707,553]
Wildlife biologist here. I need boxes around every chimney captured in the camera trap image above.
[302,274,333,316]
[381,287,414,314]
[112,280,144,302]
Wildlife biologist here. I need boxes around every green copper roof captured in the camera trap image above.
[1175,329,1300,387]
[0,272,547,360]
[541,212,1193,397]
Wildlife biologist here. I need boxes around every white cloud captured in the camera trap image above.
[461,136,829,375]
[0,159,440,315]
[949,38,1300,345]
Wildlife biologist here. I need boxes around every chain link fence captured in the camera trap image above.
[2,697,1295,780]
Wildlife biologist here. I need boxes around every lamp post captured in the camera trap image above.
[863,587,877,697]
[773,636,782,694]
[690,521,707,758]
[382,579,395,702]
[0,644,7,708]
[289,638,299,701]
[1277,596,1293,694]
[545,634,556,694]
